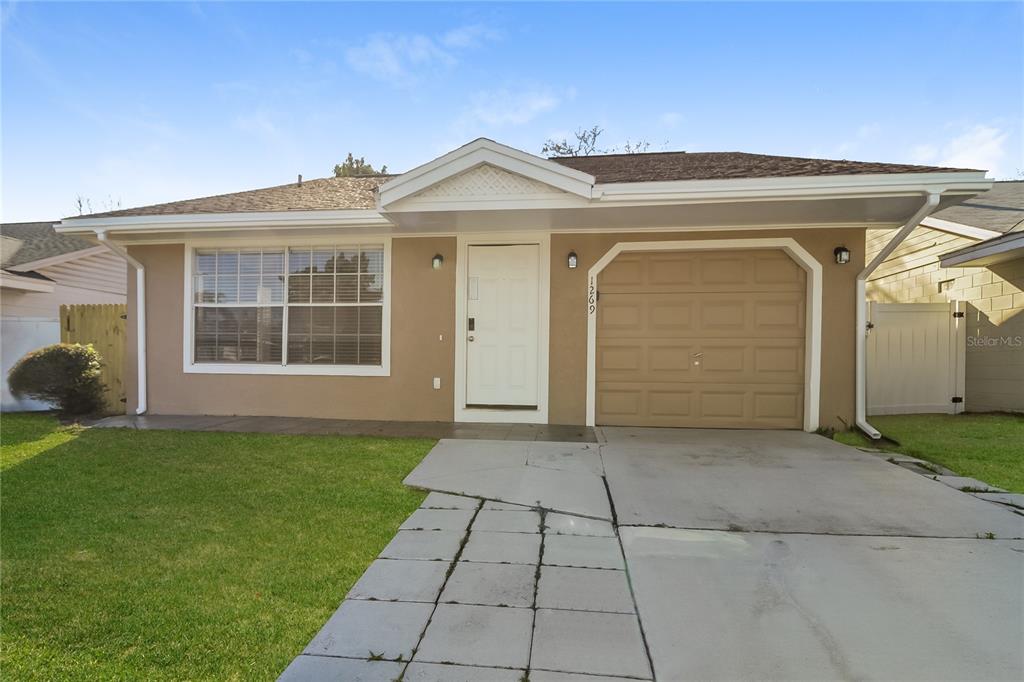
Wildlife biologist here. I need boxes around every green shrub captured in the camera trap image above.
[8,343,106,416]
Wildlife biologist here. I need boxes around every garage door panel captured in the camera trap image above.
[599,300,644,330]
[754,299,805,331]
[598,340,696,382]
[599,251,805,294]
[596,382,804,428]
[596,248,806,429]
[600,293,803,339]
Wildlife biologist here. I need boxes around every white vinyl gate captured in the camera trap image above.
[866,302,966,415]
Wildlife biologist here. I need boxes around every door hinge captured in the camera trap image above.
[951,396,963,404]
[953,311,965,318]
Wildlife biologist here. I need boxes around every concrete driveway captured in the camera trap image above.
[601,428,1022,681]
[283,428,1023,681]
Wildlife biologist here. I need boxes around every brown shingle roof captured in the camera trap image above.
[1,222,95,268]
[69,150,982,220]
[550,151,978,184]
[77,175,391,219]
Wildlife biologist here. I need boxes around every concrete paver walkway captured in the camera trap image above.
[281,491,649,681]
[281,427,1023,681]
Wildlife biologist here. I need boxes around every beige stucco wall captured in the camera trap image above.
[866,226,1023,412]
[548,228,866,429]
[127,228,863,428]
[125,237,457,420]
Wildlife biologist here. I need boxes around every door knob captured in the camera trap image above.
[468,335,475,342]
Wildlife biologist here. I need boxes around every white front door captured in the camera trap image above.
[466,244,540,407]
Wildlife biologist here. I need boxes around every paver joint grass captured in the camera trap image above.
[834,413,1024,492]
[0,412,432,680]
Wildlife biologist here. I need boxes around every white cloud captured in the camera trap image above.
[465,88,560,127]
[936,124,1008,176]
[234,111,281,140]
[345,24,498,86]
[836,122,881,156]
[345,34,454,85]
[659,112,683,128]
[441,24,500,49]
[909,143,939,164]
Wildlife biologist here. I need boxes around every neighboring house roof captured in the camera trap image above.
[925,181,1024,234]
[549,151,973,184]
[65,147,979,220]
[927,181,1024,267]
[1,222,96,269]
[940,230,1024,268]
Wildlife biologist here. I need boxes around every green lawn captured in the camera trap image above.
[0,413,432,681]
[835,413,1024,492]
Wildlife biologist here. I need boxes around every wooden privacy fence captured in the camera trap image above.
[60,304,126,414]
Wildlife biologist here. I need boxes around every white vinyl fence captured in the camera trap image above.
[866,302,966,415]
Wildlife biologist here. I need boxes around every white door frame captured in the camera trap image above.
[585,238,823,431]
[454,232,550,423]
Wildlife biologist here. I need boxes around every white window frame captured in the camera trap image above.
[182,236,391,376]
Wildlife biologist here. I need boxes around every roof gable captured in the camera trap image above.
[378,138,595,209]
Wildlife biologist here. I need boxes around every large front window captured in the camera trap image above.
[189,243,388,374]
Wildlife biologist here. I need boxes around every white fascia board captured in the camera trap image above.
[920,216,1001,241]
[54,209,390,236]
[0,272,56,292]
[7,245,110,271]
[939,232,1024,267]
[595,172,993,204]
[377,138,595,207]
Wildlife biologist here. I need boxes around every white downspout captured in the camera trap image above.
[856,191,941,438]
[95,231,147,415]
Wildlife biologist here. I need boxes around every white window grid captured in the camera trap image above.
[189,244,386,368]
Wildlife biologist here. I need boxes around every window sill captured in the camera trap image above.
[183,362,390,377]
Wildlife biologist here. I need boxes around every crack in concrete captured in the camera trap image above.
[600,442,657,682]
[399,498,485,680]
[615,523,1024,541]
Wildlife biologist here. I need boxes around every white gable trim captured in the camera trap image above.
[378,138,595,208]
[919,216,1001,241]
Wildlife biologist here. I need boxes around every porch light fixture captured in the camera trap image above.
[834,246,851,265]
[567,251,578,269]
[432,254,444,270]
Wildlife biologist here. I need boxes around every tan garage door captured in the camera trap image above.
[596,249,806,429]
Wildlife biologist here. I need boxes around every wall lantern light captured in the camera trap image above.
[432,254,444,270]
[568,251,578,269]
[834,246,851,265]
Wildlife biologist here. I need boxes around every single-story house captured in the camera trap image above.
[1,221,128,410]
[865,181,1023,413]
[55,139,994,435]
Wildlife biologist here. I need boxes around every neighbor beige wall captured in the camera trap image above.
[548,228,866,430]
[125,237,457,420]
[866,226,1024,412]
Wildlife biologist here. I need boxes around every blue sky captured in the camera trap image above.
[2,1,1022,221]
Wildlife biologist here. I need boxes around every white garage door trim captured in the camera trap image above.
[585,238,822,431]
